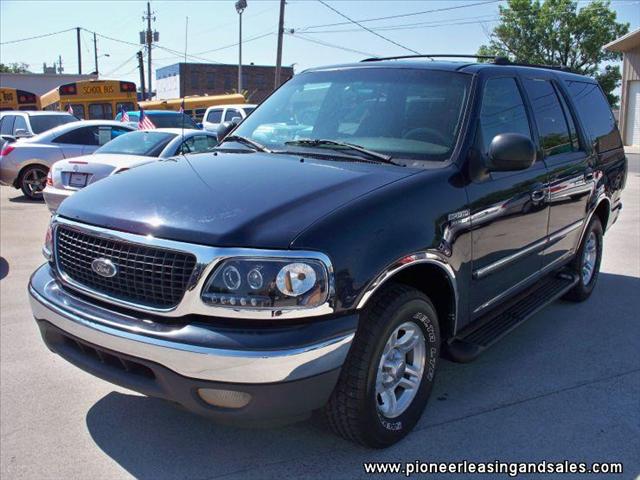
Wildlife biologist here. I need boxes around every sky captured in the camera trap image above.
[1,0,639,87]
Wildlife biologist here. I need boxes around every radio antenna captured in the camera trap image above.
[181,16,189,157]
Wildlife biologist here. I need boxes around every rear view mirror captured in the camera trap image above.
[486,133,536,172]
[216,121,235,142]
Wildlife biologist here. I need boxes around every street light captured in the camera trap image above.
[235,0,247,93]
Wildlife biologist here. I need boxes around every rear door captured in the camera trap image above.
[520,76,591,267]
[466,75,550,317]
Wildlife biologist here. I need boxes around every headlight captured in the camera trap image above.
[43,218,54,261]
[202,258,330,310]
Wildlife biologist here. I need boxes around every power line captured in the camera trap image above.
[103,51,139,77]
[317,0,421,55]
[305,16,500,34]
[299,0,500,31]
[0,28,76,45]
[195,32,274,55]
[286,32,379,57]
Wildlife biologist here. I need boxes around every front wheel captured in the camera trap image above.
[19,165,48,200]
[563,216,603,302]
[324,284,440,447]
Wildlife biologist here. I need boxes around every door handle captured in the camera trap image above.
[531,189,546,202]
[584,168,595,182]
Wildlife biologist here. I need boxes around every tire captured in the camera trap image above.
[324,283,440,448]
[563,216,603,302]
[19,165,48,200]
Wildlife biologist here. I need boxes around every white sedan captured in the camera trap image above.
[43,128,218,212]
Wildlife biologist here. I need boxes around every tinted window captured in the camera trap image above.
[178,135,217,154]
[479,77,531,154]
[234,69,472,161]
[147,113,198,129]
[13,115,28,134]
[224,109,240,121]
[96,130,175,156]
[0,116,15,135]
[522,78,573,157]
[29,114,77,134]
[53,126,99,145]
[565,81,620,151]
[206,109,223,123]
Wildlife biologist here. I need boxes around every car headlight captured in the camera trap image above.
[201,258,330,310]
[43,218,54,261]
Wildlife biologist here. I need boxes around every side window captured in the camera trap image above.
[556,89,580,151]
[13,115,28,134]
[206,109,223,123]
[177,137,195,154]
[522,78,574,157]
[224,108,240,122]
[479,77,532,154]
[53,126,98,145]
[189,135,216,153]
[565,81,620,152]
[1,116,15,135]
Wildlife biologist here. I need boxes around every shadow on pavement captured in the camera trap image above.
[8,194,43,204]
[0,257,8,280]
[84,272,640,479]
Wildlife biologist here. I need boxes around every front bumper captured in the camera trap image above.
[42,186,74,213]
[29,264,356,423]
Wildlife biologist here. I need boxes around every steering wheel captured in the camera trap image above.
[402,127,449,145]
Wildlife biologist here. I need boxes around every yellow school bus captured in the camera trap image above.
[0,87,40,111]
[40,79,137,120]
[139,94,245,122]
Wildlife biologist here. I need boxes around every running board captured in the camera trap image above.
[446,272,578,363]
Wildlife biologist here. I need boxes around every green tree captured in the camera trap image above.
[478,0,629,106]
[0,62,30,73]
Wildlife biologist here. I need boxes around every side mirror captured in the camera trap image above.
[216,121,235,142]
[231,116,242,124]
[14,129,31,139]
[486,133,535,172]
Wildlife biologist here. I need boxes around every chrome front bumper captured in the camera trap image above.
[29,264,355,384]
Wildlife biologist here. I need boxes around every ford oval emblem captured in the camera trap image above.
[91,258,117,278]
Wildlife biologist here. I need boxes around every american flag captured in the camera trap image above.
[67,105,74,116]
[138,108,156,130]
[120,105,130,123]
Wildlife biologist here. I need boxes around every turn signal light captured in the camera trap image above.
[46,170,53,186]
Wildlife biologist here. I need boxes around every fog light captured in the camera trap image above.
[198,388,252,409]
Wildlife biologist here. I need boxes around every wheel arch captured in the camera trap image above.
[356,253,458,340]
[15,161,50,185]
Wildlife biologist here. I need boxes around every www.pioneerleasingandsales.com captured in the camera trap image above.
[363,460,624,477]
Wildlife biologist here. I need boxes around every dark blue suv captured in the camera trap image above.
[29,56,626,447]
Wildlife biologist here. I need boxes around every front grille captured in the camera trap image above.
[55,225,197,309]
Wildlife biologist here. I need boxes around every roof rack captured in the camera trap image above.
[360,54,573,72]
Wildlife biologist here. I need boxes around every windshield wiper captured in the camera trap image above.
[284,139,397,165]
[219,135,271,153]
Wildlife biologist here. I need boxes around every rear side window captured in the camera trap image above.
[479,77,532,154]
[53,126,99,145]
[206,109,223,123]
[522,78,575,157]
[565,81,620,152]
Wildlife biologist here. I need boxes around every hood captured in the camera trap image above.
[57,151,415,248]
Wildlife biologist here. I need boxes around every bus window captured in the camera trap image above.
[116,102,135,113]
[66,104,85,120]
[89,103,113,120]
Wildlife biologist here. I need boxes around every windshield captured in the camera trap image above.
[233,68,471,162]
[148,113,198,129]
[95,130,176,156]
[30,115,77,134]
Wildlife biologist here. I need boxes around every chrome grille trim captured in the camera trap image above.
[51,216,335,319]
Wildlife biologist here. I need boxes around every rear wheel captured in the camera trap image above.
[563,217,603,302]
[324,284,440,447]
[19,165,48,200]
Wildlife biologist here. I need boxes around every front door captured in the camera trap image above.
[466,75,549,318]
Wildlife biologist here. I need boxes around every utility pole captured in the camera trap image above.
[274,0,285,89]
[76,27,82,74]
[137,51,147,101]
[235,0,247,93]
[58,55,64,74]
[142,2,156,99]
[93,32,99,76]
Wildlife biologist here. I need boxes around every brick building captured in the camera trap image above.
[155,63,294,103]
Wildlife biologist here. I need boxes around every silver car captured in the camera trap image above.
[0,120,135,199]
[43,128,219,212]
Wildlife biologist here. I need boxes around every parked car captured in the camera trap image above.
[43,128,218,212]
[202,104,256,132]
[114,110,200,129]
[29,58,626,447]
[0,111,77,142]
[0,120,134,199]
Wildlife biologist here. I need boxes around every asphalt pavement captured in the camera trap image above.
[1,156,639,479]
